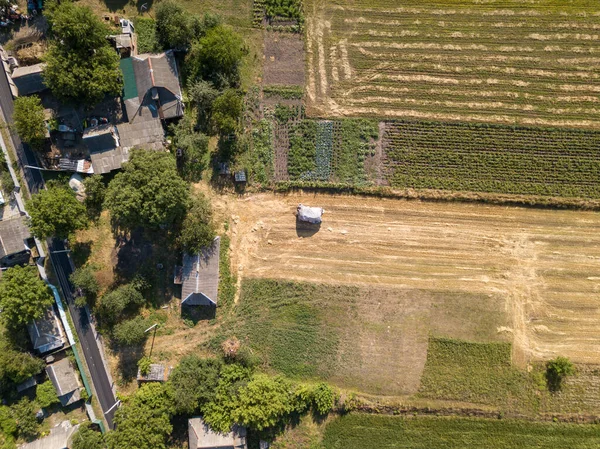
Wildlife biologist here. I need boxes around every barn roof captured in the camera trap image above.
[0,216,31,258]
[46,358,82,407]
[11,63,46,96]
[26,305,65,354]
[181,237,220,306]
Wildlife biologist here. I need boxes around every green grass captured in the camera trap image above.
[322,414,600,449]
[385,120,600,199]
[217,235,236,311]
[288,120,318,180]
[217,279,341,378]
[418,338,538,410]
[263,85,304,100]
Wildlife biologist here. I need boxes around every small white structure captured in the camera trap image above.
[296,204,324,224]
[188,417,246,449]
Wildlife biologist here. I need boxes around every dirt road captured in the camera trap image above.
[224,192,600,365]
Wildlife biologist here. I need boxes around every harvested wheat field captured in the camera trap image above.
[227,192,600,370]
[305,0,600,128]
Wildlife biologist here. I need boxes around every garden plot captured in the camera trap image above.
[305,0,600,129]
[263,32,305,86]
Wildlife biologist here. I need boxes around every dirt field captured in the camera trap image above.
[219,192,600,369]
[263,32,305,86]
[304,0,600,128]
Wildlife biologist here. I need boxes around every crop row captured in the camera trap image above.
[383,120,600,198]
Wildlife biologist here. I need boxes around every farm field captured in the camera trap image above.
[221,192,600,370]
[305,0,600,129]
[321,415,600,449]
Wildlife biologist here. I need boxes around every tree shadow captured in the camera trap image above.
[113,343,146,384]
[70,240,92,268]
[295,219,321,238]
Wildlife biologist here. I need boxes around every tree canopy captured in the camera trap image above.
[83,175,106,220]
[186,25,245,88]
[96,284,144,327]
[169,355,222,415]
[112,316,149,347]
[107,383,173,449]
[35,381,59,409]
[27,185,88,239]
[43,2,122,106]
[70,265,100,307]
[72,423,106,449]
[155,0,191,50]
[210,89,243,136]
[170,115,210,181]
[187,80,219,131]
[178,193,216,253]
[0,336,44,390]
[13,96,46,150]
[104,150,189,231]
[0,266,53,328]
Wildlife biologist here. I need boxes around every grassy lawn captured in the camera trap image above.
[417,338,539,411]
[215,278,510,395]
[322,414,600,449]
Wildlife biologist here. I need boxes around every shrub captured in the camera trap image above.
[178,193,216,253]
[35,381,59,408]
[13,96,46,150]
[138,357,152,376]
[546,356,575,392]
[112,316,149,347]
[312,383,336,415]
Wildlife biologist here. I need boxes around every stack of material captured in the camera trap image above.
[296,204,324,224]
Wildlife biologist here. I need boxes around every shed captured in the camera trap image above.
[45,359,82,407]
[137,364,171,382]
[296,204,324,224]
[188,417,246,449]
[11,63,46,96]
[16,376,38,393]
[0,216,32,267]
[180,237,220,306]
[27,305,65,354]
[19,420,79,449]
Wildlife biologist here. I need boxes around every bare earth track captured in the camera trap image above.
[228,193,600,368]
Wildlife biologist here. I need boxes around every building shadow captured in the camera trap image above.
[295,219,321,238]
[181,304,216,325]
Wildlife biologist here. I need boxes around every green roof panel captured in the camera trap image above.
[120,57,138,101]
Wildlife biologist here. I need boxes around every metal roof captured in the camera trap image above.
[120,57,138,101]
[26,305,65,354]
[19,421,79,449]
[181,237,220,306]
[11,63,46,96]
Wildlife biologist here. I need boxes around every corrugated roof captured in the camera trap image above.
[120,57,138,101]
[181,237,220,306]
[117,112,164,150]
[26,305,65,354]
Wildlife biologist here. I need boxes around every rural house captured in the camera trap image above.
[10,63,46,96]
[26,305,65,354]
[175,237,220,306]
[45,358,83,407]
[188,417,247,449]
[0,215,33,267]
[120,50,184,122]
[19,420,79,449]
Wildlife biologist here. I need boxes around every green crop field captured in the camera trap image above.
[383,120,600,198]
[306,0,600,129]
[322,415,600,449]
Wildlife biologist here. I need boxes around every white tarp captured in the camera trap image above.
[297,204,324,224]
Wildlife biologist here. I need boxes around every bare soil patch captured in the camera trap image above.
[263,32,305,86]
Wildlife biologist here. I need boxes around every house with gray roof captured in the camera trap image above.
[120,51,184,122]
[11,63,46,96]
[188,417,246,449]
[46,358,82,407]
[0,216,32,267]
[176,237,220,306]
[27,305,65,354]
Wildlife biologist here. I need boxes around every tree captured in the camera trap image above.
[83,175,106,220]
[1,170,15,198]
[0,266,53,328]
[43,3,122,106]
[188,79,219,130]
[170,116,210,182]
[70,266,100,307]
[186,25,245,88]
[27,186,88,239]
[155,0,192,50]
[169,355,222,415]
[178,193,216,253]
[546,356,575,392]
[104,150,189,231]
[35,381,59,408]
[10,398,38,440]
[72,423,105,449]
[0,405,17,441]
[96,284,144,327]
[0,337,44,389]
[12,96,46,150]
[231,375,296,431]
[107,383,173,449]
[112,316,149,346]
[312,383,336,415]
[210,89,243,136]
